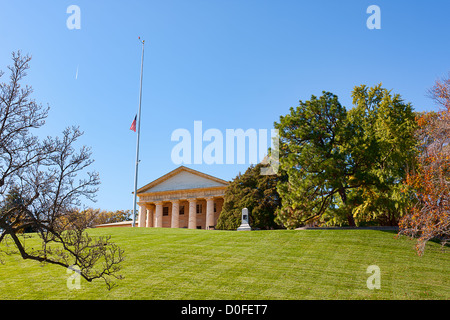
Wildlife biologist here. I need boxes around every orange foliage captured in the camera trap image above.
[399,75,450,255]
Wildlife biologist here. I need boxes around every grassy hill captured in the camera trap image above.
[0,227,448,300]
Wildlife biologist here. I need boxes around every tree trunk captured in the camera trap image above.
[338,188,356,227]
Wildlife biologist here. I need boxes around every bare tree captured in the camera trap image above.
[0,51,124,289]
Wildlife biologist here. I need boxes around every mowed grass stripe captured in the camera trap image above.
[0,228,448,299]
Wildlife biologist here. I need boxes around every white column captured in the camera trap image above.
[188,198,197,229]
[155,201,163,228]
[138,204,146,227]
[146,207,153,228]
[171,200,180,228]
[206,197,215,230]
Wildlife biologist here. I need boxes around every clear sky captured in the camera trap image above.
[1,0,449,212]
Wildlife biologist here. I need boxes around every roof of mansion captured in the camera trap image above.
[136,166,229,196]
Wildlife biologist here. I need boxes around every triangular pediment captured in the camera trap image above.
[137,166,229,194]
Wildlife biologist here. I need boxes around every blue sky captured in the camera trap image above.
[1,0,449,211]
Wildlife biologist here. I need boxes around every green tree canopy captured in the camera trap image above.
[274,84,417,229]
[216,163,284,230]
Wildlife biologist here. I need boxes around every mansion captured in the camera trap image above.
[97,166,229,229]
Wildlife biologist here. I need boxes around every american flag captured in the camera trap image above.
[130,115,137,132]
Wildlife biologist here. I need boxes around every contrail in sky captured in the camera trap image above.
[75,65,79,80]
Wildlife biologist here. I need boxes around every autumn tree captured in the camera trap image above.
[399,74,450,255]
[61,208,133,229]
[0,51,123,289]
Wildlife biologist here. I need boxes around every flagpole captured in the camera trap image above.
[132,38,145,227]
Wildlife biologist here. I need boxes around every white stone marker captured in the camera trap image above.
[237,208,252,231]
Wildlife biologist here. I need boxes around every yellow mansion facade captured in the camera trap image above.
[100,166,229,230]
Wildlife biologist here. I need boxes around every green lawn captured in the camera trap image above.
[0,227,448,300]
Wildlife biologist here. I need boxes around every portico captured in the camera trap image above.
[136,166,228,230]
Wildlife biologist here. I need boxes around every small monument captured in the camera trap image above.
[237,208,252,231]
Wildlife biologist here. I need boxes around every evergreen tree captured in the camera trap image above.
[274,84,417,228]
[216,163,284,230]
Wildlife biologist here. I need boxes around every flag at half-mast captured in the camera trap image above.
[130,115,137,132]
